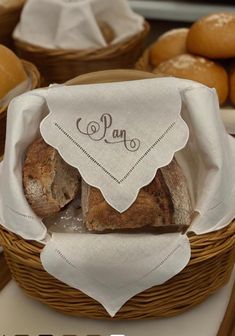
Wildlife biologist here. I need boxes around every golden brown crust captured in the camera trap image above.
[156,54,228,105]
[83,159,192,232]
[0,44,27,99]
[150,28,189,67]
[187,13,235,58]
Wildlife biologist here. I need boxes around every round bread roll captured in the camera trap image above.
[230,64,235,106]
[156,54,228,105]
[187,13,235,58]
[0,44,27,100]
[150,28,189,67]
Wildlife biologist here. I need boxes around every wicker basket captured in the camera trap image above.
[0,69,235,320]
[0,0,25,47]
[0,60,41,155]
[14,22,150,85]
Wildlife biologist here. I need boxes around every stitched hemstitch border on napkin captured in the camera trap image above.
[54,121,176,184]
[6,205,37,220]
[49,240,184,291]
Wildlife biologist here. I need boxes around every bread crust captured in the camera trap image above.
[82,159,192,232]
[23,138,80,218]
[187,13,235,58]
[150,28,189,67]
[156,54,228,105]
[0,44,27,99]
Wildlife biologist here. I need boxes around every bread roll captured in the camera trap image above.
[0,44,27,100]
[230,63,235,106]
[82,158,192,232]
[150,28,189,67]
[23,138,80,218]
[156,54,228,105]
[187,13,235,58]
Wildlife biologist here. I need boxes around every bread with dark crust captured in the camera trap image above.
[150,28,189,67]
[82,158,192,232]
[23,137,80,218]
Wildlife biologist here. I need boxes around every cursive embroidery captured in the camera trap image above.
[54,121,176,183]
[76,113,140,152]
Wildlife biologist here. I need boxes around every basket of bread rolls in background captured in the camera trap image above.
[0,68,235,320]
[136,12,235,107]
[0,0,25,47]
[0,44,40,155]
[13,0,149,85]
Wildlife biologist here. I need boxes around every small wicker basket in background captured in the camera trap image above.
[0,69,234,320]
[14,22,150,85]
[0,0,25,48]
[0,60,41,155]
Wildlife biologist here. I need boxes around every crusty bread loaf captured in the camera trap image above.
[23,138,80,218]
[82,158,192,232]
[150,28,189,67]
[187,13,235,59]
[156,54,228,105]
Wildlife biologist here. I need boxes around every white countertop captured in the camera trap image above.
[0,268,234,336]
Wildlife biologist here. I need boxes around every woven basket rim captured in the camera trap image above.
[1,220,235,266]
[0,0,25,14]
[14,21,150,60]
[0,59,40,116]
[1,219,234,319]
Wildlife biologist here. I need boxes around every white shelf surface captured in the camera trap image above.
[129,1,235,21]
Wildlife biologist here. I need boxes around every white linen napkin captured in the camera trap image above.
[0,77,235,316]
[13,0,144,49]
[40,79,189,212]
[41,232,190,317]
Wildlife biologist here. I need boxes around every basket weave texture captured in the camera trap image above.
[0,60,41,155]
[14,21,150,85]
[0,0,25,47]
[0,222,234,320]
[0,69,234,320]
